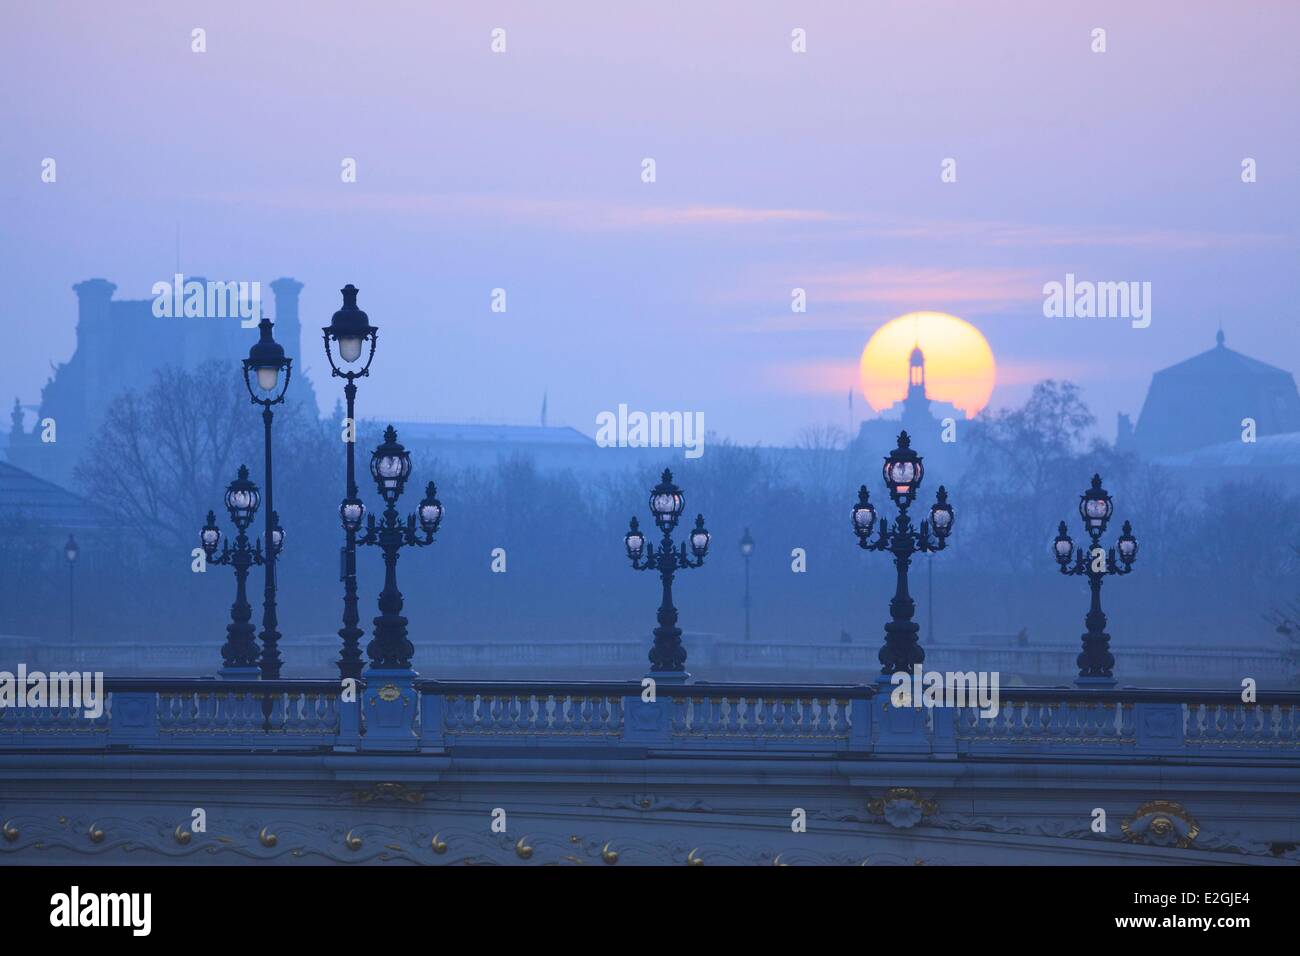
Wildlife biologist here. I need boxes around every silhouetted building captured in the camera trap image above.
[6,277,313,487]
[1121,330,1300,457]
[0,460,110,537]
[854,346,966,464]
[1152,432,1300,493]
[383,420,602,473]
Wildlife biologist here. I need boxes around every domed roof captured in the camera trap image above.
[1132,331,1300,456]
[1154,330,1294,383]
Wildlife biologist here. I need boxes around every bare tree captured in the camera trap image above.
[1270,546,1300,684]
[793,423,849,503]
[1107,458,1186,572]
[74,362,246,553]
[963,380,1097,571]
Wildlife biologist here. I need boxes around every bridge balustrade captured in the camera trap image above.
[3,678,1297,760]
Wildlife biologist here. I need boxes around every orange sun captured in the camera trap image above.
[859,311,996,417]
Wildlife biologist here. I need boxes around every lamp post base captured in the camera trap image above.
[647,669,691,685]
[218,665,260,679]
[1074,675,1118,689]
[360,668,420,751]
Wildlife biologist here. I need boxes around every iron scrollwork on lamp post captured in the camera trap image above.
[1053,474,1138,686]
[624,469,710,678]
[201,466,269,677]
[851,431,954,681]
[354,426,442,672]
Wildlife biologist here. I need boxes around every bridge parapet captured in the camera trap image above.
[3,678,1299,865]
[428,680,873,753]
[3,678,1297,760]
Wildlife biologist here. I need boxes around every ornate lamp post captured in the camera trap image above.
[201,466,264,676]
[355,426,442,672]
[243,317,291,678]
[624,469,710,677]
[64,534,78,643]
[1053,474,1138,686]
[322,284,378,678]
[851,431,954,681]
[739,527,754,642]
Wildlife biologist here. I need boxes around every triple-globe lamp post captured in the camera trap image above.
[624,470,711,676]
[353,426,443,672]
[851,431,954,681]
[201,466,279,676]
[1052,474,1138,685]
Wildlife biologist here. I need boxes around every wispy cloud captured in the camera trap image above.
[195,189,842,231]
[762,360,860,397]
[728,266,1040,332]
[990,359,1109,388]
[805,265,1039,308]
[763,356,1118,402]
[193,187,1288,252]
[833,214,1289,252]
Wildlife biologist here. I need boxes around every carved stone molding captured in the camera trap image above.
[583,793,713,813]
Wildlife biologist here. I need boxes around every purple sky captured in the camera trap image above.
[4,1,1298,444]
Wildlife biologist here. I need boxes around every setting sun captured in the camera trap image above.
[859,311,997,417]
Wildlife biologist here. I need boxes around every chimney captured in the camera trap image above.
[270,277,319,416]
[71,279,117,388]
[1116,412,1135,452]
[270,277,304,360]
[71,278,116,335]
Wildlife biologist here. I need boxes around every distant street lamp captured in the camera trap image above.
[624,469,710,675]
[201,466,264,676]
[1053,474,1138,685]
[851,431,954,681]
[64,534,78,643]
[323,285,378,678]
[739,527,754,641]
[356,426,442,672]
[243,317,291,678]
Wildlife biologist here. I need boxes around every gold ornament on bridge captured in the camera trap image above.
[354,782,423,804]
[1121,800,1199,849]
[867,788,937,829]
[258,826,278,848]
